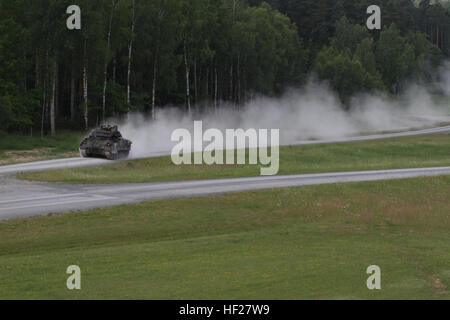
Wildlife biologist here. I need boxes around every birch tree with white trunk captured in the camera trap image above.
[83,38,89,130]
[102,0,118,121]
[50,60,56,137]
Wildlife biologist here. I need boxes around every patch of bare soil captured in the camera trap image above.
[431,276,448,295]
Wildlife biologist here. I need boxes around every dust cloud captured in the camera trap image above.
[115,67,450,158]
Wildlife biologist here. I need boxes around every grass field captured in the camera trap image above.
[19,133,450,184]
[0,176,448,299]
[0,131,83,165]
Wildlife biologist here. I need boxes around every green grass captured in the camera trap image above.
[0,131,83,165]
[0,176,448,299]
[19,134,450,184]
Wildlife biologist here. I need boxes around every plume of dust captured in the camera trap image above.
[114,69,450,159]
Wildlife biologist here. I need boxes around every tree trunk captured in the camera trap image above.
[243,69,247,102]
[229,62,233,102]
[237,53,241,106]
[127,0,136,109]
[70,65,76,121]
[205,66,209,101]
[229,0,236,104]
[194,60,198,104]
[35,52,40,88]
[214,65,218,111]
[113,56,116,83]
[83,39,89,130]
[437,25,440,49]
[41,77,46,138]
[55,62,59,118]
[102,0,117,121]
[50,60,56,137]
[184,40,191,114]
[22,51,27,93]
[152,55,157,120]
[151,8,163,120]
[41,45,49,138]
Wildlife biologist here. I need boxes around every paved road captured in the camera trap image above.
[0,151,171,176]
[290,125,450,145]
[1,167,449,220]
[0,125,449,220]
[1,125,449,176]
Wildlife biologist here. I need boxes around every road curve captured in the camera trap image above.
[0,125,449,220]
[1,125,449,176]
[1,166,449,220]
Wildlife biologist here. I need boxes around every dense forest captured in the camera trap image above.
[0,0,449,135]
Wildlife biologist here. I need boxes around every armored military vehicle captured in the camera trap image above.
[79,125,132,160]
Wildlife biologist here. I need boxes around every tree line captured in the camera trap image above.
[0,0,449,135]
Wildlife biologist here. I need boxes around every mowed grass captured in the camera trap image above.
[19,134,450,184]
[0,131,83,165]
[0,176,448,299]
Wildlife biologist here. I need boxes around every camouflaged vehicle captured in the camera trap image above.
[79,125,132,160]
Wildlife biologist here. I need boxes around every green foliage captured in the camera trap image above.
[331,16,368,53]
[0,131,82,153]
[315,47,385,101]
[355,38,378,75]
[0,0,449,133]
[375,23,443,92]
[406,31,444,75]
[0,1,33,131]
[376,24,415,92]
[230,3,307,94]
[106,82,129,115]
[131,92,150,113]
[0,96,15,130]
